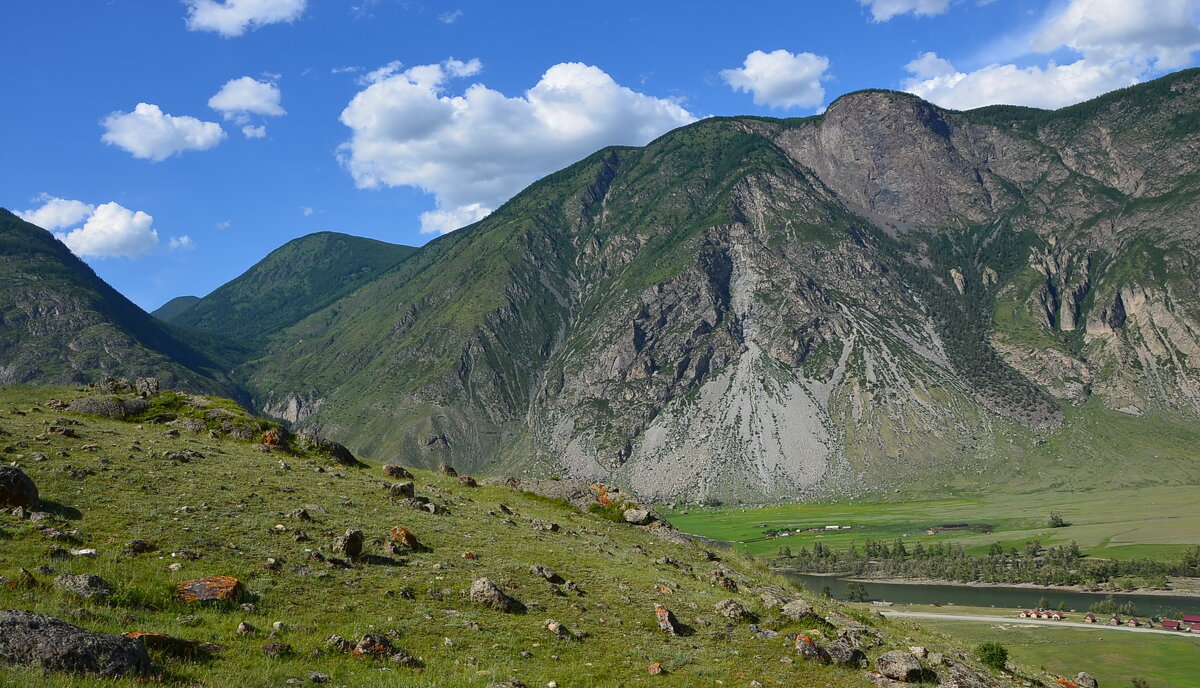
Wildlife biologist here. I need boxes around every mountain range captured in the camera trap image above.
[7,68,1200,502]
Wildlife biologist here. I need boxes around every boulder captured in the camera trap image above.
[654,604,679,636]
[759,589,790,609]
[382,464,413,479]
[939,658,1005,688]
[714,599,754,622]
[67,396,149,419]
[0,609,150,677]
[333,529,364,561]
[1073,673,1099,688]
[623,508,651,525]
[54,573,114,600]
[122,632,203,657]
[794,634,829,663]
[529,565,562,583]
[825,637,866,667]
[458,475,478,487]
[177,576,243,603]
[469,578,524,613]
[0,466,38,508]
[389,526,422,551]
[781,599,815,621]
[388,481,415,499]
[134,377,160,397]
[875,650,922,682]
[298,433,362,467]
[353,634,394,657]
[439,464,457,477]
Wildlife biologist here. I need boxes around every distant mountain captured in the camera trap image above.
[231,69,1200,501]
[151,295,200,321]
[0,210,230,393]
[163,231,416,355]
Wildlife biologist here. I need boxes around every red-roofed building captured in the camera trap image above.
[1161,620,1181,630]
[1182,614,1200,624]
[1083,613,1097,623]
[1190,623,1200,632]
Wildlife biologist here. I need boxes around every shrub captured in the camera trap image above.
[975,641,1008,671]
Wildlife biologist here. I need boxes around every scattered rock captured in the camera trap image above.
[177,576,244,603]
[125,539,154,554]
[759,590,790,609]
[439,464,457,477]
[909,646,927,659]
[134,377,159,397]
[261,642,291,657]
[67,396,149,420]
[648,662,664,675]
[1073,672,1099,688]
[654,605,679,636]
[309,671,330,683]
[714,599,754,622]
[297,433,362,467]
[875,650,922,682]
[237,622,256,634]
[0,465,38,508]
[390,526,423,551]
[290,508,312,521]
[333,529,363,561]
[826,638,866,667]
[469,578,524,613]
[382,464,413,479]
[54,573,114,600]
[387,481,415,498]
[352,634,394,657]
[324,635,353,653]
[623,508,651,525]
[389,650,422,667]
[0,609,150,677]
[529,565,562,583]
[794,634,830,664]
[457,474,477,487]
[122,632,204,658]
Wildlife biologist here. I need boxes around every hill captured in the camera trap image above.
[151,296,200,321]
[221,69,1200,502]
[0,210,231,395]
[0,385,1032,687]
[161,232,416,355]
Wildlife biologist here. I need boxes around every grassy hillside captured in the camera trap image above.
[165,232,417,355]
[0,385,1044,687]
[151,296,200,321]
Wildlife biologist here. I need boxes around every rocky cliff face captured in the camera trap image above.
[223,70,1200,501]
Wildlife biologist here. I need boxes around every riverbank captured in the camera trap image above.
[828,574,1200,598]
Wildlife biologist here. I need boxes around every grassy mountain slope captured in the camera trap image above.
[164,232,417,355]
[0,386,1032,687]
[151,296,200,321]
[228,70,1200,502]
[0,210,231,395]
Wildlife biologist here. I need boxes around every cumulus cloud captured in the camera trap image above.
[903,0,1200,109]
[169,235,195,250]
[184,0,306,37]
[720,49,831,109]
[209,77,285,119]
[54,202,160,259]
[860,0,952,22]
[15,195,95,230]
[338,58,696,234]
[101,103,225,161]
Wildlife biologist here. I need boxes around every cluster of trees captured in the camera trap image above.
[778,539,1199,589]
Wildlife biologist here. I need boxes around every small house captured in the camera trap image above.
[1109,615,1123,626]
[1182,614,1200,624]
[1051,611,1066,620]
[1019,610,1033,618]
[1126,617,1141,627]
[1083,613,1097,623]
[1190,623,1200,633]
[1038,611,1052,619]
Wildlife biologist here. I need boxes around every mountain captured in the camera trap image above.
[0,209,231,393]
[226,69,1200,502]
[160,232,416,355]
[150,295,200,321]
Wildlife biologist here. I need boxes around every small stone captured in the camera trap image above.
[714,599,754,622]
[308,672,330,684]
[353,634,394,657]
[390,526,423,550]
[272,621,286,632]
[324,635,353,653]
[382,464,413,479]
[54,573,114,600]
[261,642,291,657]
[333,529,364,561]
[237,621,257,634]
[458,475,477,487]
[469,578,524,613]
[648,662,664,675]
[653,605,679,636]
[290,508,311,521]
[875,650,922,682]
[794,634,830,664]
[1073,672,1099,688]
[177,576,243,602]
[780,599,815,620]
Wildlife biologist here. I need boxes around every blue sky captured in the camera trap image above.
[3,0,1199,310]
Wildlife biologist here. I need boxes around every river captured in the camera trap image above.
[784,572,1200,619]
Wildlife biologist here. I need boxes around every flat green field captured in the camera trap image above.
[661,485,1200,562]
[913,616,1200,688]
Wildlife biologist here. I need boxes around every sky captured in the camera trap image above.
[3,0,1199,310]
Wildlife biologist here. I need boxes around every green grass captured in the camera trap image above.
[661,484,1200,564]
[2,385,1000,688]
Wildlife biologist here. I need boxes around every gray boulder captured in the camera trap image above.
[54,574,114,600]
[298,433,362,467]
[780,599,815,620]
[623,508,651,525]
[333,529,363,561]
[469,578,524,613]
[825,637,866,667]
[0,466,38,508]
[1073,673,1099,688]
[67,396,149,420]
[876,650,922,682]
[714,599,754,622]
[0,609,150,676]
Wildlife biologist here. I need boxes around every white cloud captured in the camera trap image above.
[15,195,95,230]
[209,77,286,120]
[903,54,1143,109]
[301,206,314,216]
[54,202,159,259]
[216,220,231,229]
[720,49,831,110]
[358,60,405,85]
[439,9,463,24]
[242,125,267,138]
[860,0,952,22]
[169,235,195,250]
[1033,0,1200,68]
[902,0,1200,109]
[184,0,306,37]
[338,58,696,234]
[101,103,225,161]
